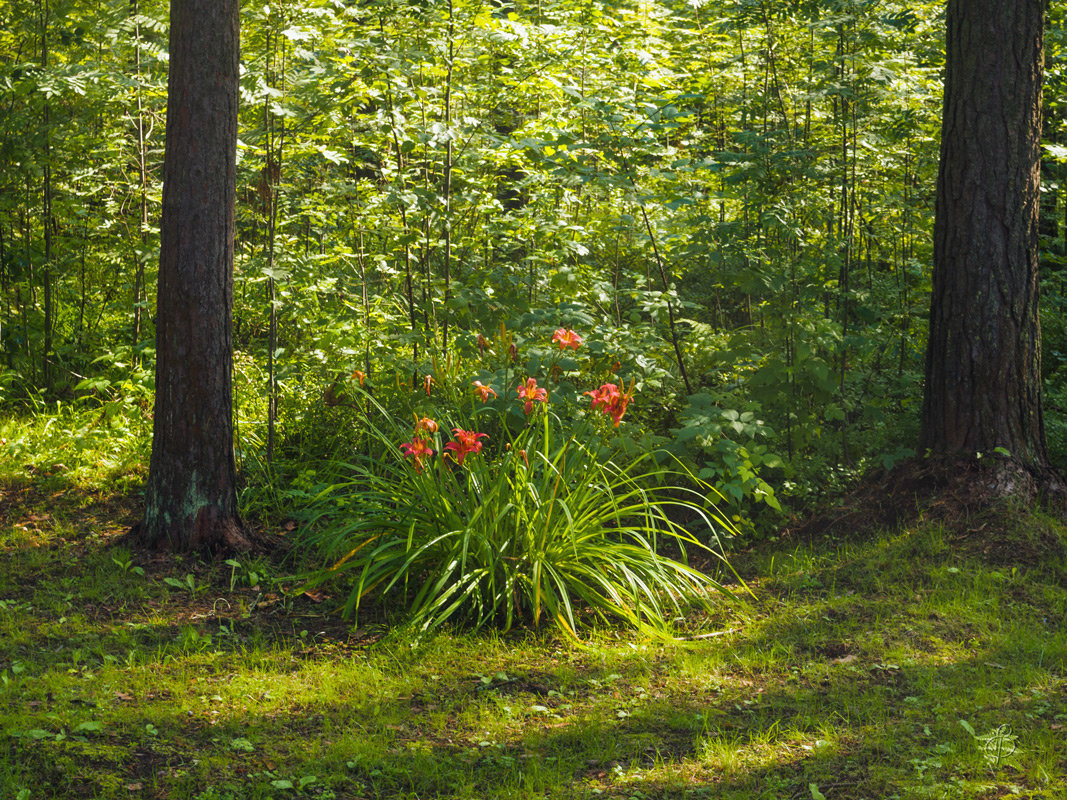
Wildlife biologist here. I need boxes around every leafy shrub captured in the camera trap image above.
[671,390,783,514]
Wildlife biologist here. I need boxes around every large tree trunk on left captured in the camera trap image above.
[920,0,1049,471]
[136,0,249,552]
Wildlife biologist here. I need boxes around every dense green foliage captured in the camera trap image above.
[1,0,1065,512]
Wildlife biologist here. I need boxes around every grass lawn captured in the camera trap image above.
[1,477,1065,799]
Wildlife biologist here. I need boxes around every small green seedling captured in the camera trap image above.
[164,573,202,594]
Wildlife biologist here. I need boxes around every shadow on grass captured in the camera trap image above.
[7,630,1064,799]
[2,507,1066,799]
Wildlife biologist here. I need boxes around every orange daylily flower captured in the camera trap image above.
[400,436,434,472]
[585,381,635,426]
[415,416,439,435]
[472,380,497,402]
[516,377,548,415]
[444,428,488,466]
[551,328,583,350]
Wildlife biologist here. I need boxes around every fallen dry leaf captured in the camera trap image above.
[830,654,859,665]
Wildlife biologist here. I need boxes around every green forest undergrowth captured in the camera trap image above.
[1,477,1065,800]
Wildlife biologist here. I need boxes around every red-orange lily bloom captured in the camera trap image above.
[551,328,583,351]
[516,377,548,415]
[585,381,635,426]
[444,428,488,465]
[472,380,497,402]
[400,436,434,472]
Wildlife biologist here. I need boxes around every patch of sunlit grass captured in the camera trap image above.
[1,487,1065,799]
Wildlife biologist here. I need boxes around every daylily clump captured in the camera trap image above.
[445,428,488,465]
[400,436,434,472]
[551,328,583,351]
[516,377,548,415]
[585,381,635,426]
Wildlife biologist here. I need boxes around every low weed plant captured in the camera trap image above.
[0,393,149,486]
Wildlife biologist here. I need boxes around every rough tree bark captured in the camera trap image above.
[919,0,1055,495]
[135,0,250,552]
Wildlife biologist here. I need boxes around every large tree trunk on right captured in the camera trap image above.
[919,0,1048,470]
[135,0,248,553]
